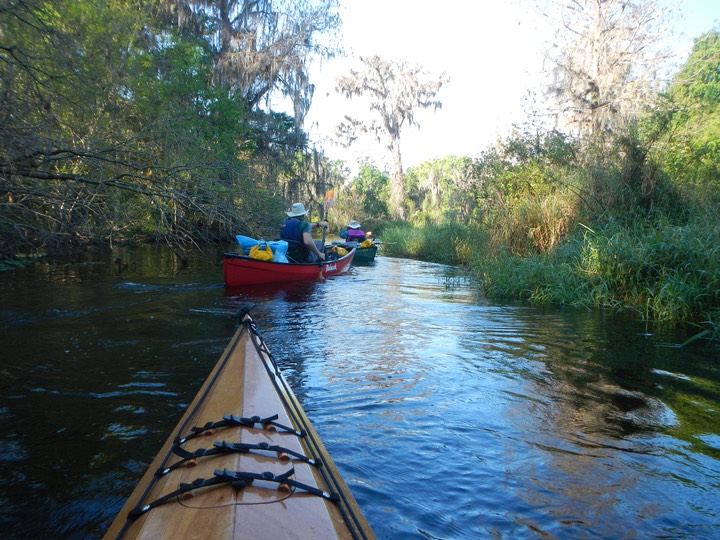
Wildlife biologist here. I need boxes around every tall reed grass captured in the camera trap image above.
[378,210,719,330]
[474,211,720,326]
[380,222,477,265]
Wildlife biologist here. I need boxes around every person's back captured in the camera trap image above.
[280,218,302,242]
[280,218,307,262]
[345,220,366,243]
[346,228,366,242]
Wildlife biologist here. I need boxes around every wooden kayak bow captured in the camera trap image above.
[104,303,374,540]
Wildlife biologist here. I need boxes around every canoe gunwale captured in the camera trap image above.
[327,242,377,263]
[244,315,372,537]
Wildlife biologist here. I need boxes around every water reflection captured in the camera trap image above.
[225,280,318,304]
[0,248,718,539]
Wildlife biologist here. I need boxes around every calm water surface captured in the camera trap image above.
[1,246,719,539]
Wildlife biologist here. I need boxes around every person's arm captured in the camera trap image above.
[310,220,329,231]
[302,231,325,260]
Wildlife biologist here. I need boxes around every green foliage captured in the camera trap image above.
[643,31,720,204]
[380,221,478,265]
[325,160,388,233]
[473,212,720,324]
[0,0,336,257]
[470,130,582,255]
[351,160,390,217]
[477,130,578,206]
[670,31,720,107]
[577,121,687,219]
[405,155,479,224]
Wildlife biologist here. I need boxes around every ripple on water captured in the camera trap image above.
[101,423,151,441]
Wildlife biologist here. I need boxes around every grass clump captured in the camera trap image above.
[473,212,720,324]
[380,221,478,265]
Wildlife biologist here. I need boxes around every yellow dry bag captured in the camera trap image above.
[249,243,274,261]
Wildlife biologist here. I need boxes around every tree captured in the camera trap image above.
[335,55,448,219]
[0,0,337,257]
[353,160,390,218]
[166,0,341,143]
[405,156,479,224]
[644,30,720,201]
[545,0,675,137]
[326,159,388,232]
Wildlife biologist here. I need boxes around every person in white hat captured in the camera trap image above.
[339,219,366,243]
[280,202,328,262]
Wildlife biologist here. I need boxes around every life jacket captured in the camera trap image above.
[280,219,303,243]
[280,219,308,262]
[346,228,366,242]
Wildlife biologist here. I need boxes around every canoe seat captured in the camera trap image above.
[283,239,304,263]
[284,239,325,263]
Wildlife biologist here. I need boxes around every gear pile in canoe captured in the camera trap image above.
[104,304,374,540]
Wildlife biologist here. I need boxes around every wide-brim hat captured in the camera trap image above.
[286,202,308,217]
[347,220,362,229]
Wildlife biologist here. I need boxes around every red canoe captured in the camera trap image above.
[224,249,355,286]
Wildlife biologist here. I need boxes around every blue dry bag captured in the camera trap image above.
[267,240,289,263]
[236,235,260,255]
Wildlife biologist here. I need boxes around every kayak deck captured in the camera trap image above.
[104,305,374,539]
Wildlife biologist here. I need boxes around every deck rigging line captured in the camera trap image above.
[128,467,338,520]
[156,440,321,478]
[176,413,304,443]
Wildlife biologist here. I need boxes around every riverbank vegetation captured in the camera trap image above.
[1,0,341,260]
[2,2,718,329]
[372,30,720,329]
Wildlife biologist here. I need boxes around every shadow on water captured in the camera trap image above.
[0,245,719,539]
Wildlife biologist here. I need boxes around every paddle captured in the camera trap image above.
[318,217,327,281]
[315,190,336,276]
[322,190,335,258]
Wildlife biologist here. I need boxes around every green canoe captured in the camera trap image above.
[352,244,378,263]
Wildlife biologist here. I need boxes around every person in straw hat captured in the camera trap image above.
[280,202,329,262]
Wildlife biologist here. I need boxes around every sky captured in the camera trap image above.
[297,0,720,174]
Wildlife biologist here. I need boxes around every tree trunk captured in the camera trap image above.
[388,137,405,220]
